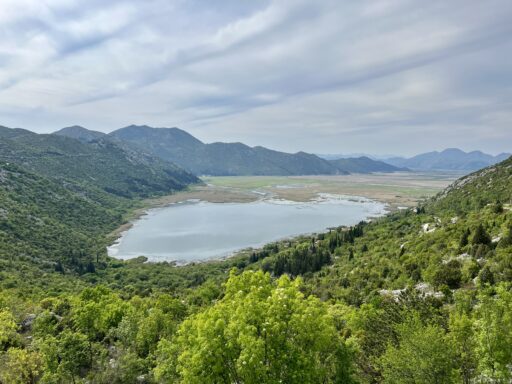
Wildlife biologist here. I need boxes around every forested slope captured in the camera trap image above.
[0,127,199,199]
[0,153,510,382]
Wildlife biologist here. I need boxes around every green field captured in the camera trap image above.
[201,172,460,208]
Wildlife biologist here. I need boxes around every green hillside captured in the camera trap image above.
[0,128,199,198]
[0,148,510,382]
[0,162,126,276]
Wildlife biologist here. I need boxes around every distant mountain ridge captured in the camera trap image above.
[106,125,405,176]
[54,125,106,142]
[108,125,342,176]
[386,148,510,171]
[0,125,199,198]
[329,156,409,173]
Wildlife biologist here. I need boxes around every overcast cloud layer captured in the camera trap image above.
[0,0,511,155]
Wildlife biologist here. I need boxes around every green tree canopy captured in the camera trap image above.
[379,314,457,384]
[155,270,353,383]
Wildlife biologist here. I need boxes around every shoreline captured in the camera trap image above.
[107,191,388,263]
[107,184,262,241]
[106,172,455,263]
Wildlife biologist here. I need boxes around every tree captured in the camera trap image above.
[492,200,503,214]
[155,270,353,383]
[379,314,457,384]
[472,224,491,246]
[37,331,91,383]
[473,285,512,382]
[93,348,147,384]
[459,228,470,248]
[432,260,462,289]
[0,309,18,348]
[0,348,42,384]
[54,260,64,274]
[449,313,477,384]
[478,266,495,286]
[499,226,512,248]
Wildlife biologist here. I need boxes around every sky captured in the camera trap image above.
[0,0,511,156]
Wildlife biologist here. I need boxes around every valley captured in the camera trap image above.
[138,172,457,209]
[2,3,511,382]
[202,172,458,207]
[108,172,458,264]
[108,196,386,263]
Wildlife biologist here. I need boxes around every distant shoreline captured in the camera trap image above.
[107,193,387,263]
[106,172,456,261]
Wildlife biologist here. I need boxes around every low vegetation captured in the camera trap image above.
[0,134,511,382]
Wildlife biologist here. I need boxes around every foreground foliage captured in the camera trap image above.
[0,145,511,382]
[155,270,353,383]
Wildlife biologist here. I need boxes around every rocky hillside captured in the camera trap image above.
[0,126,199,198]
[109,125,405,176]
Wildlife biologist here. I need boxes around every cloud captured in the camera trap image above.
[0,0,511,155]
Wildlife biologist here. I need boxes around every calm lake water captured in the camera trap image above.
[108,195,386,263]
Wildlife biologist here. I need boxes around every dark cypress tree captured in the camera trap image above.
[86,261,96,274]
[492,200,504,214]
[55,260,64,274]
[472,224,491,245]
[459,228,471,248]
[479,266,495,285]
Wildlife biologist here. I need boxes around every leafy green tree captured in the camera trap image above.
[499,225,512,247]
[473,285,512,382]
[136,308,169,357]
[0,309,18,348]
[155,270,353,383]
[32,311,61,338]
[0,347,42,384]
[380,314,457,384]
[38,331,91,383]
[449,312,477,384]
[94,347,147,384]
[72,286,130,343]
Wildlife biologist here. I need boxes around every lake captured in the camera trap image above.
[108,194,386,263]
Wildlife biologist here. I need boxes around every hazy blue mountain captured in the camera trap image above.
[495,152,511,162]
[109,125,403,176]
[54,125,107,142]
[109,125,341,175]
[386,148,511,171]
[0,125,199,198]
[318,153,398,161]
[328,156,408,173]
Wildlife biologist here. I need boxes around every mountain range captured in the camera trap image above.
[385,148,510,171]
[6,124,503,177]
[0,125,199,199]
[55,125,406,176]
